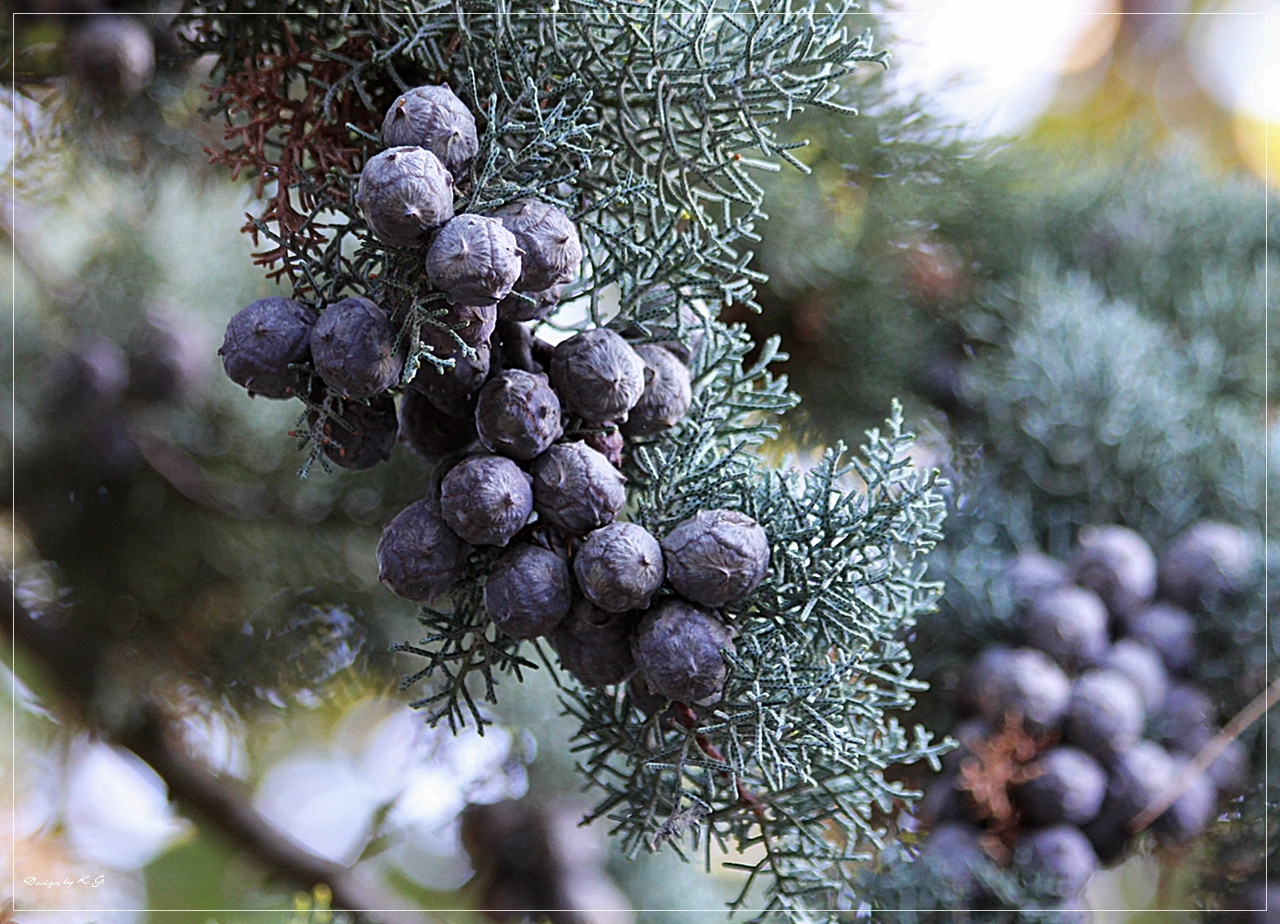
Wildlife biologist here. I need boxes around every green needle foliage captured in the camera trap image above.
[190,1,949,913]
[961,262,1265,551]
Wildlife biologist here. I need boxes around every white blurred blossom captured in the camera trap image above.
[10,833,146,923]
[177,705,249,779]
[254,752,383,865]
[62,737,192,870]
[1189,3,1277,120]
[158,680,249,780]
[254,698,528,885]
[15,748,63,840]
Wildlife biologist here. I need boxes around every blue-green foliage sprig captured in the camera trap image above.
[388,551,542,732]
[565,388,948,916]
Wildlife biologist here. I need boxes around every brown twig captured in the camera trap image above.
[5,587,429,924]
[1130,675,1280,833]
[671,701,766,818]
[434,33,464,86]
[128,426,277,521]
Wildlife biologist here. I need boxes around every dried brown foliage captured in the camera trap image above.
[955,712,1053,863]
[204,25,394,282]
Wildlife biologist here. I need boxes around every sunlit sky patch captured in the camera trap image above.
[881,0,1121,136]
[879,0,1275,142]
[1190,1,1276,120]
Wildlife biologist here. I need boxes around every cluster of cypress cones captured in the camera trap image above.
[218,84,765,706]
[916,522,1256,911]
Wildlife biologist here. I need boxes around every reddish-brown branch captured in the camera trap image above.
[672,702,766,819]
[435,33,464,84]
[205,30,389,282]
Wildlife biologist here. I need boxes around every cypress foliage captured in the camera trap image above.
[191,3,950,913]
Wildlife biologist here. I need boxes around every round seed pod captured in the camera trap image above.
[356,146,454,248]
[1158,521,1257,610]
[550,329,646,424]
[127,309,205,403]
[1018,584,1109,673]
[917,823,989,905]
[475,370,562,461]
[492,318,543,376]
[491,199,583,291]
[581,427,624,468]
[491,317,531,370]
[434,303,499,349]
[662,509,769,607]
[966,647,1072,733]
[377,497,470,602]
[1206,737,1250,797]
[1084,740,1175,862]
[498,285,561,322]
[620,344,693,437]
[426,214,523,308]
[43,337,128,420]
[409,350,488,420]
[1066,669,1145,761]
[1016,825,1097,900]
[1013,746,1107,827]
[80,413,143,481]
[1155,682,1216,755]
[1004,552,1070,609]
[1152,756,1217,844]
[916,775,969,827]
[310,297,403,400]
[529,442,626,535]
[439,455,533,546]
[1122,602,1197,675]
[621,286,708,365]
[916,349,969,421]
[399,387,477,462]
[1099,640,1168,712]
[627,673,669,716]
[632,600,734,706]
[380,85,479,178]
[65,16,155,106]
[1070,525,1157,620]
[1105,739,1177,819]
[484,544,573,639]
[574,522,664,613]
[552,597,638,687]
[410,322,493,420]
[309,393,399,471]
[1082,811,1130,866]
[220,296,318,399]
[957,646,1018,716]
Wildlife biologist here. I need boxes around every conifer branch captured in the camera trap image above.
[187,3,946,912]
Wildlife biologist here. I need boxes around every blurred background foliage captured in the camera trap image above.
[4,1,1275,922]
